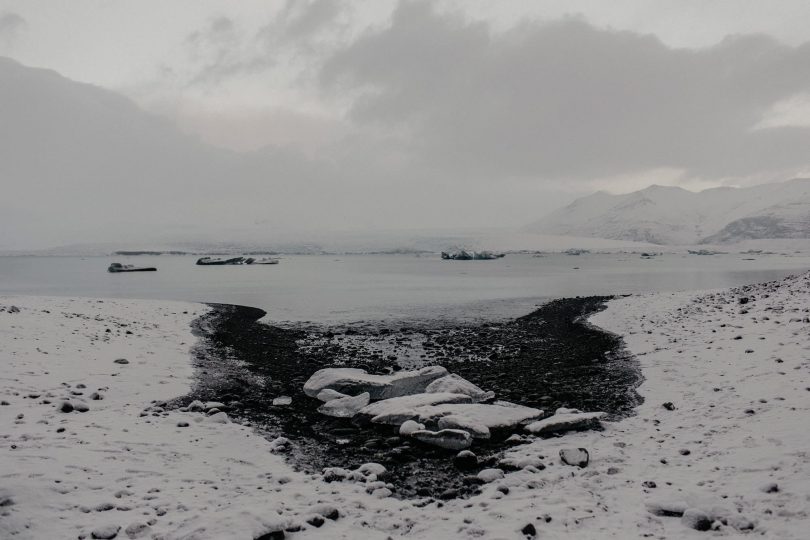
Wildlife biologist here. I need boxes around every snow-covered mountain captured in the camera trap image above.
[526,179,810,245]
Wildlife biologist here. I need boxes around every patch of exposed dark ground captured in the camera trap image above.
[180,296,642,500]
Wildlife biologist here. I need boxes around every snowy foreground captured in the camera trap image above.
[2,273,809,539]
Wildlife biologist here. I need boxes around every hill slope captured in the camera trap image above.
[526,179,810,244]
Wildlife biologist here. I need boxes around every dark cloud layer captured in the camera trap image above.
[322,1,810,180]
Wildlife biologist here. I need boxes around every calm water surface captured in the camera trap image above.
[0,253,807,323]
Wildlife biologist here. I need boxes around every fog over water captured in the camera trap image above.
[2,253,807,323]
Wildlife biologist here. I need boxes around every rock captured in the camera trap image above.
[453,450,478,470]
[761,482,779,493]
[477,468,505,483]
[113,358,129,365]
[306,515,325,528]
[59,400,74,413]
[176,421,189,428]
[303,366,448,400]
[521,523,537,537]
[646,500,687,517]
[91,525,121,539]
[73,401,90,413]
[372,487,393,498]
[354,393,473,425]
[186,400,205,412]
[315,389,348,402]
[90,392,104,400]
[95,502,115,512]
[412,429,472,450]
[272,396,292,406]
[204,401,226,411]
[681,508,712,531]
[727,514,755,531]
[317,392,370,418]
[399,419,425,436]
[662,402,676,411]
[356,462,387,479]
[123,522,150,538]
[268,437,290,452]
[310,504,340,520]
[206,411,229,424]
[559,448,589,468]
[524,409,605,435]
[425,374,495,402]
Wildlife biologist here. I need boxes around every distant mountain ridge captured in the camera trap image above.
[526,179,810,245]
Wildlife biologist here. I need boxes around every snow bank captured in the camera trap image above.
[4,270,810,539]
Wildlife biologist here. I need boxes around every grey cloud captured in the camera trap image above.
[0,11,27,48]
[321,1,810,180]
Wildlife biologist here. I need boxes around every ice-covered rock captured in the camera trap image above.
[90,525,121,539]
[416,402,544,439]
[477,468,505,483]
[317,392,370,418]
[425,374,495,403]
[681,508,712,531]
[303,366,448,400]
[272,396,292,406]
[645,499,688,517]
[524,409,606,435]
[316,389,348,402]
[412,429,472,450]
[399,419,425,436]
[560,448,589,467]
[206,411,229,424]
[354,392,473,425]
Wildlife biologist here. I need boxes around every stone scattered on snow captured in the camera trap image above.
[73,400,90,413]
[58,400,74,413]
[204,401,226,411]
[315,389,348,402]
[412,429,472,450]
[113,358,129,365]
[206,411,230,424]
[645,500,688,517]
[186,400,205,412]
[356,462,387,479]
[317,392,370,418]
[268,437,290,453]
[272,396,292,406]
[681,508,712,531]
[524,408,606,435]
[303,365,448,401]
[399,419,425,436]
[477,468,505,483]
[559,447,590,468]
[354,392,473,425]
[425,374,495,403]
[123,522,150,538]
[453,450,478,469]
[90,524,121,539]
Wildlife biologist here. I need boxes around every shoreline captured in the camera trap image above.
[1,274,809,539]
[185,296,641,500]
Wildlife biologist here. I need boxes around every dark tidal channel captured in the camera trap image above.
[180,296,642,500]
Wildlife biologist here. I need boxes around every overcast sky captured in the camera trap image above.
[2,0,810,248]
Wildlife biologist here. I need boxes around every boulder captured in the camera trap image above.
[681,508,712,531]
[425,374,495,403]
[303,366,448,401]
[559,448,589,467]
[524,409,606,435]
[317,392,370,418]
[399,420,425,436]
[412,429,472,450]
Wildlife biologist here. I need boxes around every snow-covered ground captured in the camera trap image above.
[2,273,809,539]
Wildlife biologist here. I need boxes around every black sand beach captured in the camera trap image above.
[183,297,642,499]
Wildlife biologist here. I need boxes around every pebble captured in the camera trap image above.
[59,400,74,413]
[521,522,537,537]
[123,522,150,538]
[113,358,129,365]
[453,450,478,470]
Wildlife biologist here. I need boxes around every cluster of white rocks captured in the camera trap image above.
[303,365,607,451]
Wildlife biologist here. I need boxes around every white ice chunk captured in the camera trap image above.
[355,392,473,425]
[524,410,606,435]
[425,373,495,402]
[317,392,371,418]
[303,366,448,400]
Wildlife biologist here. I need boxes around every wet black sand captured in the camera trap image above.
[181,297,642,499]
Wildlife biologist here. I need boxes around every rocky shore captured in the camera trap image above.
[184,296,641,499]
